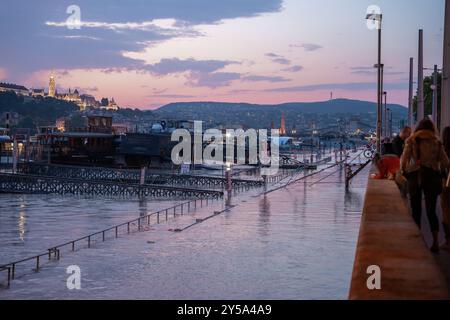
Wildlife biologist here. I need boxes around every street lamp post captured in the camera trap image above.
[432,64,438,124]
[386,108,392,138]
[441,0,450,131]
[408,57,414,127]
[225,162,232,200]
[425,65,442,124]
[383,91,387,138]
[417,29,425,122]
[366,12,383,153]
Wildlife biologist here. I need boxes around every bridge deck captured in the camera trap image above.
[349,167,449,299]
[17,163,264,189]
[0,173,223,199]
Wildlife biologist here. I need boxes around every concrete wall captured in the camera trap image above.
[349,170,449,299]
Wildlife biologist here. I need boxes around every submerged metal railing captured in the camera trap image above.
[0,173,224,199]
[17,163,264,189]
[0,197,218,289]
[0,158,342,288]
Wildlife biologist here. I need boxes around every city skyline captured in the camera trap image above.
[0,0,445,109]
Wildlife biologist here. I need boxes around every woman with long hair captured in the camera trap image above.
[441,127,450,250]
[401,118,449,253]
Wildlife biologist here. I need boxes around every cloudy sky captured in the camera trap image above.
[0,0,445,108]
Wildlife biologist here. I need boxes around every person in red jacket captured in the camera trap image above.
[372,153,400,180]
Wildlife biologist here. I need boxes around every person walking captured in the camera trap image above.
[401,119,449,253]
[392,126,412,157]
[441,127,450,250]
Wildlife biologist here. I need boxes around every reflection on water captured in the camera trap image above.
[138,197,148,217]
[18,207,26,242]
[258,195,271,237]
[344,189,364,214]
[0,164,370,300]
[0,195,181,264]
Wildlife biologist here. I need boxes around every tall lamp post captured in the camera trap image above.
[383,91,387,138]
[433,65,438,124]
[429,65,439,124]
[441,0,450,131]
[366,12,383,153]
[425,65,442,124]
[386,108,392,138]
[408,57,414,127]
[417,29,425,122]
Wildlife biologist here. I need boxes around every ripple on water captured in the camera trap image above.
[0,166,369,299]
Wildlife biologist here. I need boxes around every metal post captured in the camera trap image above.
[386,109,389,138]
[383,90,387,138]
[225,163,232,199]
[432,64,438,124]
[12,136,18,174]
[409,57,414,127]
[25,131,30,163]
[441,0,450,131]
[47,135,51,165]
[7,267,10,288]
[379,65,384,138]
[418,29,424,122]
[376,22,382,153]
[140,166,146,185]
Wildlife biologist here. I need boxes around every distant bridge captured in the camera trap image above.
[0,173,224,199]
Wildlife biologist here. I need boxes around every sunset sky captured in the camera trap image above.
[0,0,445,109]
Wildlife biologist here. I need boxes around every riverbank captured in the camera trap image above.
[349,168,449,299]
[0,164,368,299]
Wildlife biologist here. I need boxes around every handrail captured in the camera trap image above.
[0,197,216,289]
[17,163,264,184]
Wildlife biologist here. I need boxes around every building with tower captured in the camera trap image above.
[48,73,56,97]
[0,82,29,96]
[280,112,286,136]
[56,88,82,105]
[44,72,116,110]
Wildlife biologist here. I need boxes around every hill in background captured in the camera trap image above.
[0,91,78,131]
[0,91,408,132]
[155,99,407,129]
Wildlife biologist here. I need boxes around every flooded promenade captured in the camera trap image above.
[0,157,370,299]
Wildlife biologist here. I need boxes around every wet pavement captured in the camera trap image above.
[0,157,369,299]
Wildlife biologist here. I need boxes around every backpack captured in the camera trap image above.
[413,138,444,195]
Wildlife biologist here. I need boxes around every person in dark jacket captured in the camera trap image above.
[401,120,449,253]
[392,126,411,157]
[441,127,450,250]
